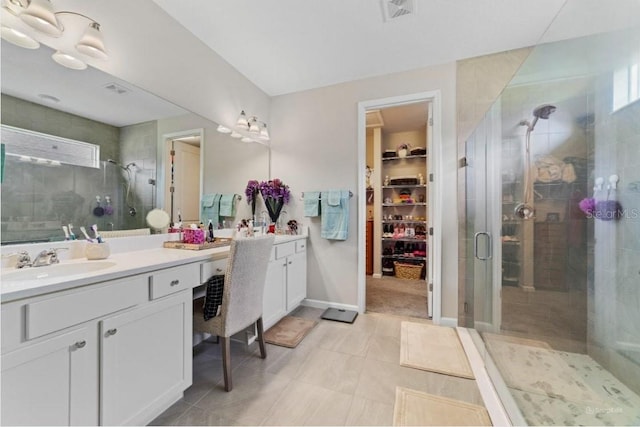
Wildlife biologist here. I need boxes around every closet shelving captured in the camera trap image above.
[380,152,428,278]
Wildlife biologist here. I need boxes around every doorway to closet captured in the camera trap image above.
[358,92,440,321]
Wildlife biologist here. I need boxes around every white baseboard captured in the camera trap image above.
[301,298,359,312]
[372,273,382,279]
[438,317,458,327]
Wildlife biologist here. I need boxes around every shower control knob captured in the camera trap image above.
[514,203,535,220]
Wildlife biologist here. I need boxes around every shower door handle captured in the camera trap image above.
[474,232,492,260]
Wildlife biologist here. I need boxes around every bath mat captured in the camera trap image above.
[400,322,474,379]
[484,338,602,404]
[393,387,491,426]
[264,316,318,348]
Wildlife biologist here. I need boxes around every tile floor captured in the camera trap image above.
[150,306,483,426]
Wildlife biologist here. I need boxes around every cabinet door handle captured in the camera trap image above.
[288,261,292,265]
[170,279,180,286]
[216,268,223,272]
[74,340,86,349]
[106,328,118,336]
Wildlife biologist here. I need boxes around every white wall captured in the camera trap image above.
[156,114,271,223]
[269,63,459,319]
[56,1,459,318]
[79,0,271,132]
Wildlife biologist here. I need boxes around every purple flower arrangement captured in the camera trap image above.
[245,180,260,203]
[259,178,290,223]
[245,180,260,216]
[578,197,596,216]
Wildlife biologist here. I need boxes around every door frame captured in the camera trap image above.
[357,90,443,324]
[156,128,204,221]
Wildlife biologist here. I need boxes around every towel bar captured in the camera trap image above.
[301,191,353,199]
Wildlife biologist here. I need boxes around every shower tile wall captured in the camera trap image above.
[1,95,122,243]
[118,121,158,230]
[589,73,640,395]
[499,78,592,350]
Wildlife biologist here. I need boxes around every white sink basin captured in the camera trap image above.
[2,261,117,282]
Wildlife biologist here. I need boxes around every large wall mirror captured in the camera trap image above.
[1,40,270,245]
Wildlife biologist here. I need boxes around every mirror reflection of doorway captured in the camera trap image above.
[164,131,201,225]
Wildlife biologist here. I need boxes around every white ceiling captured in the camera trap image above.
[152,0,640,96]
[3,0,639,125]
[1,39,187,127]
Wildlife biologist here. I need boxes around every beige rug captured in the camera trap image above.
[264,316,318,348]
[393,387,491,426]
[400,322,474,379]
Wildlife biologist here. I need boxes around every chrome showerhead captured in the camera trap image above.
[520,104,557,132]
[533,104,556,119]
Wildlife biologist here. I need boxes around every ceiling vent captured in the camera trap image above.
[381,0,416,22]
[103,82,130,95]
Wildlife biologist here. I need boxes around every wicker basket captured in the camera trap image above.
[394,262,423,280]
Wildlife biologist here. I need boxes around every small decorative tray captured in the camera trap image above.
[163,238,232,251]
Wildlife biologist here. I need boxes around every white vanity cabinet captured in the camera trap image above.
[1,261,200,426]
[286,240,308,311]
[1,326,96,426]
[100,290,192,426]
[263,253,287,330]
[262,239,307,329]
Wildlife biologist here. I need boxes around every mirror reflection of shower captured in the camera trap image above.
[514,104,557,219]
[107,159,138,216]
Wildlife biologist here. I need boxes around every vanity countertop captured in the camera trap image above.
[1,234,306,303]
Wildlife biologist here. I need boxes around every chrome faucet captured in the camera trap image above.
[31,248,68,267]
[15,251,32,269]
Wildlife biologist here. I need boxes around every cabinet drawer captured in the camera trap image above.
[200,259,227,283]
[149,264,199,300]
[275,242,295,259]
[295,240,307,253]
[25,275,147,340]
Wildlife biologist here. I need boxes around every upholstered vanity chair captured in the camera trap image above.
[193,235,275,391]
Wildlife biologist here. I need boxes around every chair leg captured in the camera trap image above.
[257,317,267,359]
[221,336,232,391]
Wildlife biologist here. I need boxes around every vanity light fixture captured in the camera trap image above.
[0,25,39,48]
[258,123,270,141]
[248,116,261,134]
[216,125,232,134]
[1,0,109,70]
[236,110,250,130]
[241,137,254,143]
[51,50,87,70]
[224,110,270,142]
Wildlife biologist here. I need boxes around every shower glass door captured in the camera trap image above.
[464,104,501,334]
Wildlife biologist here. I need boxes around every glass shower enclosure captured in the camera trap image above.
[462,8,640,426]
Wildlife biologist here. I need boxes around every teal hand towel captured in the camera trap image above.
[201,193,221,226]
[219,194,237,217]
[304,191,321,217]
[321,189,349,240]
